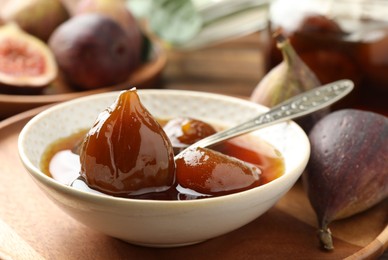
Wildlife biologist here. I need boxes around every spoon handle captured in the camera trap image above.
[177,79,354,155]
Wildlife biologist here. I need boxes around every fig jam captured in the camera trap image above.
[40,125,285,200]
[266,0,388,115]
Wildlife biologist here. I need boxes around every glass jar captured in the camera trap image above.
[265,0,388,114]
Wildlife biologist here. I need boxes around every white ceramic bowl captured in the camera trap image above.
[18,89,310,248]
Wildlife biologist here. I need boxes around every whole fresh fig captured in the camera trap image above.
[72,0,142,69]
[80,88,176,196]
[303,109,388,250]
[49,14,134,90]
[0,0,69,41]
[251,33,328,133]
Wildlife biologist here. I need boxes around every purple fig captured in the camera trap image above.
[49,14,134,90]
[71,0,142,71]
[303,109,388,250]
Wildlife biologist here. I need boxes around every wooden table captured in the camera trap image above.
[161,33,267,97]
[0,32,387,259]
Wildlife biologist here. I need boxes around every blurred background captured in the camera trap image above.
[130,0,387,115]
[0,0,386,119]
[0,0,386,258]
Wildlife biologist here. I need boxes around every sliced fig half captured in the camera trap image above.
[0,23,57,94]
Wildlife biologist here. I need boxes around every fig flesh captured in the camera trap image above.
[250,33,328,132]
[0,24,57,94]
[176,147,262,197]
[303,109,388,250]
[80,89,176,196]
[49,14,134,90]
[0,0,69,42]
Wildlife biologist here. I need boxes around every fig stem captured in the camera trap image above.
[274,32,302,100]
[318,225,334,251]
[273,30,287,46]
[275,32,298,67]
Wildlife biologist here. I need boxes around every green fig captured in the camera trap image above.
[0,0,69,41]
[303,109,388,250]
[250,32,328,132]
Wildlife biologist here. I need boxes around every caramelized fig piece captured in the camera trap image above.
[163,117,216,154]
[80,89,175,196]
[303,109,388,250]
[176,147,262,197]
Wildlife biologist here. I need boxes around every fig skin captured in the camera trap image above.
[303,109,388,250]
[250,33,328,133]
[71,0,142,71]
[80,89,176,196]
[0,23,58,94]
[48,14,133,90]
[0,0,69,42]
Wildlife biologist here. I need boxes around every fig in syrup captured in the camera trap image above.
[79,88,175,196]
[175,147,262,197]
[163,117,216,154]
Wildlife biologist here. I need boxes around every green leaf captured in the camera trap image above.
[148,0,203,45]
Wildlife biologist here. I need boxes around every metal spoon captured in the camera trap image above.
[71,79,353,189]
[175,79,354,158]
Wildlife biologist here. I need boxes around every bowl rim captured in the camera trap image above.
[18,89,310,206]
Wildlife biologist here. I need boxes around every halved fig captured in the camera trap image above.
[0,23,57,94]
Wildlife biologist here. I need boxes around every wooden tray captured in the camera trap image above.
[0,43,167,119]
[0,107,387,260]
